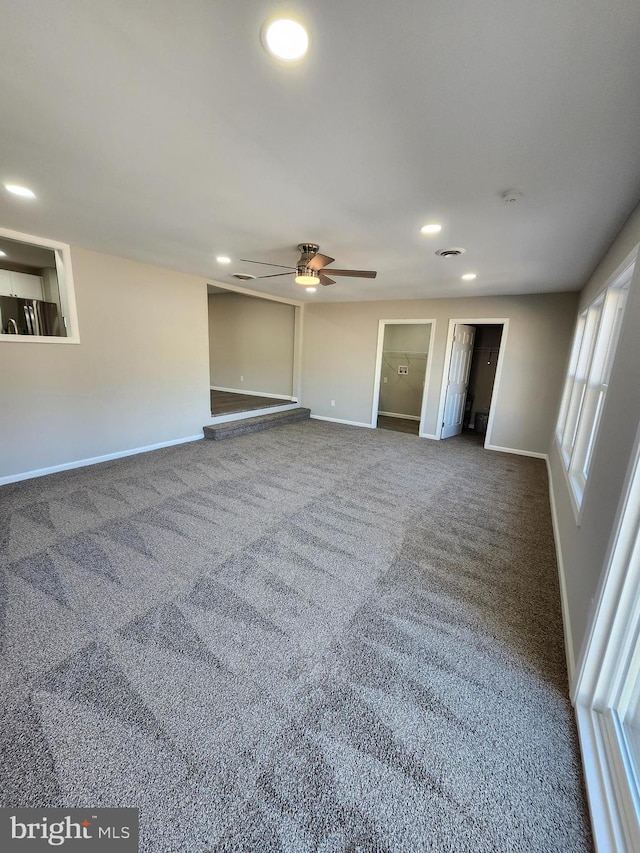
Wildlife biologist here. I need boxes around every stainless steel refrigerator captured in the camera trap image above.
[0,296,63,336]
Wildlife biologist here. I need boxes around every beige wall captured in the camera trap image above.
[378,323,431,418]
[208,293,295,397]
[301,292,578,452]
[0,247,210,480]
[548,201,640,675]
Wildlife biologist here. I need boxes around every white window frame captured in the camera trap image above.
[556,255,634,521]
[0,226,80,344]
[573,418,640,852]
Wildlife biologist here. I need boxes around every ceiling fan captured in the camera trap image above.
[239,243,377,287]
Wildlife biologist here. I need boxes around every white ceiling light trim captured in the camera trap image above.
[420,223,442,234]
[262,18,309,62]
[462,273,477,280]
[216,256,231,264]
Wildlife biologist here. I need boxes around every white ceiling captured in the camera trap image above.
[1,0,639,303]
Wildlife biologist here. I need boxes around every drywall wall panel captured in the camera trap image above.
[301,292,578,453]
[548,200,640,671]
[0,247,210,479]
[208,293,295,397]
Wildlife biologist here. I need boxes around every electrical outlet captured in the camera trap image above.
[330,400,335,407]
[383,376,388,383]
[398,365,409,375]
[240,375,244,382]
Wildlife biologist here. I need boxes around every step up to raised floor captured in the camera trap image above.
[203,407,311,441]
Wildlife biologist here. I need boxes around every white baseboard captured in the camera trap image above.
[378,411,421,421]
[206,403,299,425]
[312,414,436,438]
[546,455,576,687]
[485,443,548,459]
[310,415,375,429]
[210,385,296,401]
[0,434,204,486]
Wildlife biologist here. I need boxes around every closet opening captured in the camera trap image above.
[437,319,507,447]
[370,320,435,436]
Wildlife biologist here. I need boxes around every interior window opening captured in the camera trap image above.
[0,229,78,341]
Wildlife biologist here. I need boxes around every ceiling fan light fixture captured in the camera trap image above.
[295,272,320,286]
[262,18,309,62]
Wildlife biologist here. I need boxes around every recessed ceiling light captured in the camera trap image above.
[420,223,442,235]
[216,256,231,264]
[4,183,36,199]
[262,18,309,62]
[306,287,317,293]
[462,273,477,281]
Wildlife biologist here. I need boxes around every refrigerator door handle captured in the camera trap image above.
[32,301,41,336]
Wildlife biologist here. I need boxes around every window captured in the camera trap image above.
[0,227,79,343]
[556,258,633,514]
[573,422,640,851]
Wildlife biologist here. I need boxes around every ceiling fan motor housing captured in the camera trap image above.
[298,243,320,266]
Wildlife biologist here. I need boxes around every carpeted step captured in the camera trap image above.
[203,407,311,440]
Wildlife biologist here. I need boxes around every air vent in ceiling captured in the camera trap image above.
[232,273,257,281]
[435,247,466,258]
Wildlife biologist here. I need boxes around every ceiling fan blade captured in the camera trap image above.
[256,272,293,279]
[319,274,335,286]
[239,258,296,269]
[323,269,377,278]
[306,253,335,271]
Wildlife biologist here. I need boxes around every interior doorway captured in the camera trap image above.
[206,284,303,425]
[437,319,508,446]
[371,320,435,436]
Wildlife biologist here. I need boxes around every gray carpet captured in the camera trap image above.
[0,421,592,852]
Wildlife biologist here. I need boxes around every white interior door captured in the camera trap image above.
[441,324,475,438]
